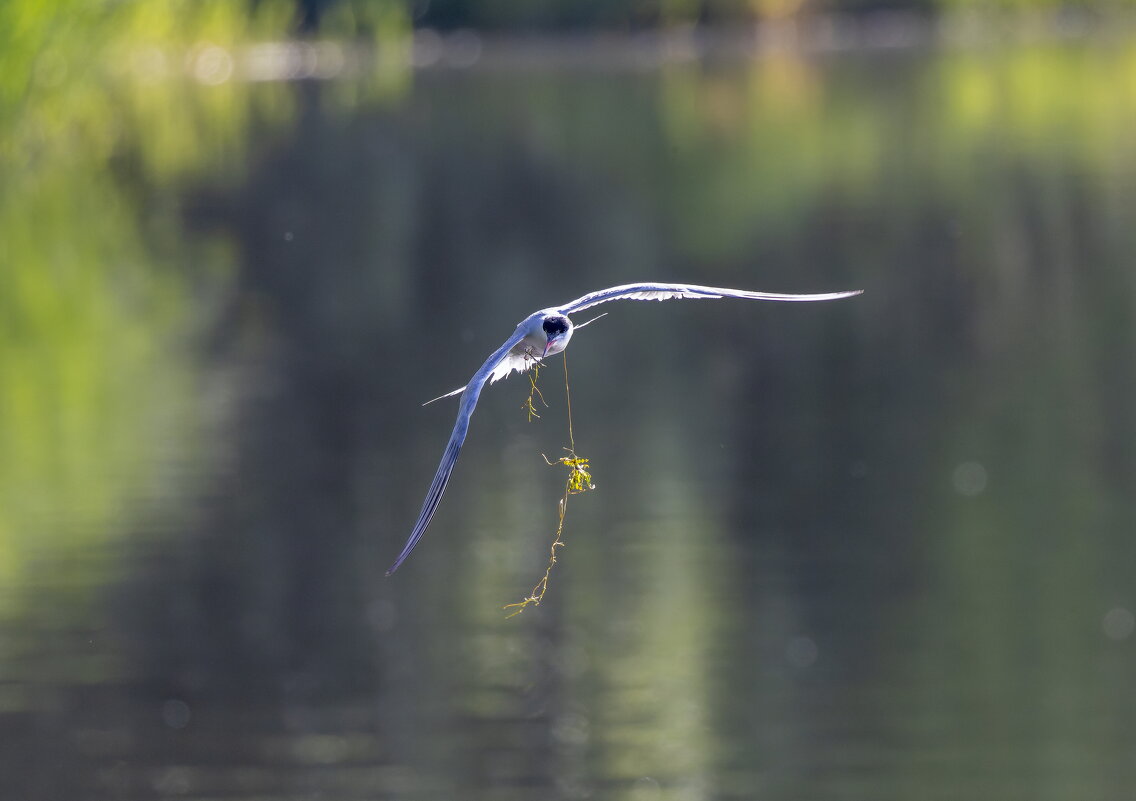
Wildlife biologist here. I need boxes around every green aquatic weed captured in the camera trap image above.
[551,450,594,495]
[523,362,547,421]
[504,354,594,618]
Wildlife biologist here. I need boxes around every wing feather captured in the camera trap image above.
[557,283,861,315]
[387,319,537,574]
[421,346,541,406]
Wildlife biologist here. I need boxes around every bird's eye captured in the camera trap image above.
[542,316,569,336]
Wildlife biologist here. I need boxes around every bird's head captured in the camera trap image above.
[541,314,573,357]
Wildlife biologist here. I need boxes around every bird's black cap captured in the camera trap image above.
[542,316,569,337]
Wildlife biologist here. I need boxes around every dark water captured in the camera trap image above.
[3,36,1136,801]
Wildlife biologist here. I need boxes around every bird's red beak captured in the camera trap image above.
[543,339,555,357]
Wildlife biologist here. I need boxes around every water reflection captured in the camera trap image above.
[2,31,1136,801]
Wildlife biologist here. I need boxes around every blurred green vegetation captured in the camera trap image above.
[403,0,1127,30]
[2,0,1133,621]
[662,42,1136,259]
[0,0,1134,780]
[0,0,1134,791]
[0,0,409,615]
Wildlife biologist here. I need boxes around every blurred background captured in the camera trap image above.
[2,1,1135,799]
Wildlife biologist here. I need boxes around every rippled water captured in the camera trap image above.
[2,32,1135,801]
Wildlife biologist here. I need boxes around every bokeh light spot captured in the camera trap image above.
[191,44,234,85]
[952,461,988,496]
[786,636,818,668]
[161,698,191,729]
[1103,607,1135,641]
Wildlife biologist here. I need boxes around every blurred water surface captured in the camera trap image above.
[2,31,1135,801]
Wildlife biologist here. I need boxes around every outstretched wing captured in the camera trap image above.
[557,283,862,315]
[387,318,537,575]
[393,284,861,574]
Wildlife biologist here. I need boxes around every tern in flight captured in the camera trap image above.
[386,282,861,575]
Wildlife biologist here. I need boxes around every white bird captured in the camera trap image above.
[386,282,862,574]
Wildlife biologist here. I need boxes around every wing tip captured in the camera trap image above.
[385,550,412,575]
[801,289,863,300]
[422,386,466,406]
